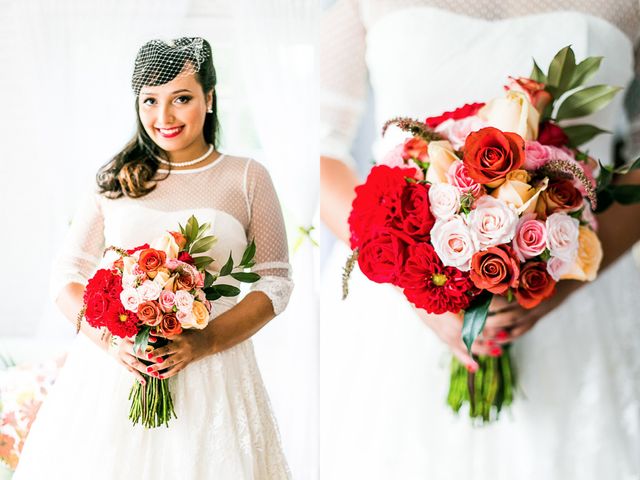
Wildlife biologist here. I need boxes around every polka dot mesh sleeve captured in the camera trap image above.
[244,160,294,316]
[49,191,105,302]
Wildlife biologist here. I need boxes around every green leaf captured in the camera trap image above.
[612,185,640,205]
[556,85,622,121]
[614,156,640,174]
[530,59,547,83]
[192,256,214,270]
[190,235,217,254]
[547,46,576,95]
[240,240,257,266]
[597,161,614,192]
[595,188,615,213]
[230,272,260,283]
[186,215,199,242]
[569,56,603,89]
[204,287,222,301]
[211,284,241,297]
[197,222,211,237]
[562,124,609,147]
[178,223,185,235]
[462,292,493,353]
[133,326,151,356]
[204,271,215,288]
[219,253,234,276]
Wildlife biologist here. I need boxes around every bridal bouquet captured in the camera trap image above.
[343,46,640,422]
[80,215,259,428]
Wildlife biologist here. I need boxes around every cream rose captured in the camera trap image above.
[560,226,603,282]
[174,289,194,313]
[137,280,162,302]
[150,231,180,260]
[479,90,540,141]
[491,169,536,211]
[428,183,461,220]
[546,212,579,262]
[120,287,141,313]
[153,269,171,289]
[430,215,477,271]
[467,195,518,249]
[425,140,459,184]
[122,256,138,276]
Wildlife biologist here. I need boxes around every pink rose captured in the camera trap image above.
[430,215,477,271]
[381,144,425,181]
[524,141,576,170]
[158,290,176,312]
[428,183,461,220]
[546,212,579,262]
[446,161,484,198]
[434,116,488,150]
[120,287,141,313]
[174,289,195,312]
[176,309,196,327]
[165,258,181,270]
[467,195,519,250]
[137,279,161,302]
[546,256,571,282]
[512,213,547,262]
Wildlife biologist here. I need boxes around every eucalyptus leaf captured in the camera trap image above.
[204,271,215,288]
[212,284,241,297]
[190,236,217,254]
[612,185,640,205]
[569,56,603,89]
[530,59,546,83]
[556,85,622,121]
[241,240,257,266]
[219,253,234,276]
[230,272,260,283]
[562,124,609,147]
[192,256,214,270]
[547,46,576,95]
[133,326,151,356]
[462,292,493,353]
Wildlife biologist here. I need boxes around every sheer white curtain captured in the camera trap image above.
[231,2,319,479]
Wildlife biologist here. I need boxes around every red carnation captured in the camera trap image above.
[400,242,476,314]
[425,103,485,128]
[538,122,569,148]
[348,165,414,249]
[357,228,412,285]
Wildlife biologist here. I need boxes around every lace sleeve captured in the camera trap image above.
[49,191,105,303]
[320,0,368,166]
[244,160,293,316]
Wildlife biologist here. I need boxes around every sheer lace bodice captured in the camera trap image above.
[51,154,293,315]
[320,0,640,165]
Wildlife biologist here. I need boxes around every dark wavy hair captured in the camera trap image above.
[97,38,220,198]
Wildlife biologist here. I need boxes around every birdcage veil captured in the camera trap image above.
[131,37,215,96]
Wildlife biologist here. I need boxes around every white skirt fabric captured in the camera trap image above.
[14,314,290,480]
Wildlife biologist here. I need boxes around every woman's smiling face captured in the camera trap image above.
[138,69,213,158]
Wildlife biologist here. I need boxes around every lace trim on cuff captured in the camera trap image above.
[251,275,294,316]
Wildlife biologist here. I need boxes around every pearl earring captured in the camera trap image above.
[207,107,213,113]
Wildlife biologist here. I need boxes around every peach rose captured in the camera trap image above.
[491,169,536,211]
[425,140,459,184]
[560,226,603,282]
[191,301,210,329]
[169,231,187,250]
[479,90,540,141]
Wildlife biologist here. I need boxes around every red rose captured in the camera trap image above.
[137,248,167,273]
[515,261,556,309]
[398,183,435,241]
[126,243,150,255]
[357,228,412,285]
[462,127,525,185]
[400,242,476,314]
[105,306,139,338]
[348,165,413,249]
[538,122,568,148]
[178,251,194,264]
[160,313,182,337]
[84,291,112,328]
[137,301,162,327]
[402,137,428,161]
[425,102,485,128]
[469,244,520,294]
[536,178,583,218]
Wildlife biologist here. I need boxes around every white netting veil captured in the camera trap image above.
[131,37,216,96]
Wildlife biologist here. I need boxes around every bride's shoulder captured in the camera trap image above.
[219,154,272,178]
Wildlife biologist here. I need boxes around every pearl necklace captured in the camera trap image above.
[156,144,214,167]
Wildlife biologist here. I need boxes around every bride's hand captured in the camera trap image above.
[108,336,149,385]
[143,329,215,380]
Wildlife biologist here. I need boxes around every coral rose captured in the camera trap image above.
[160,313,182,336]
[137,248,166,273]
[169,231,187,250]
[470,244,520,294]
[515,261,556,309]
[402,137,429,162]
[137,301,162,327]
[462,127,525,187]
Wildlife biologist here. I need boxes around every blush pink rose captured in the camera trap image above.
[546,256,571,282]
[158,290,176,312]
[524,141,576,170]
[120,287,141,313]
[467,195,519,250]
[174,289,195,313]
[430,215,477,271]
[380,144,425,180]
[434,116,488,150]
[428,183,461,220]
[446,161,484,198]
[512,213,547,262]
[546,212,580,262]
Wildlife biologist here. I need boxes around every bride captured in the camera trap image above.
[320,1,640,479]
[14,37,293,479]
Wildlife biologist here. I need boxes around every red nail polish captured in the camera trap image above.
[490,346,502,357]
[146,366,153,373]
[157,357,164,364]
[497,330,509,341]
[149,336,157,342]
[159,375,164,379]
[466,363,478,373]
[147,353,153,360]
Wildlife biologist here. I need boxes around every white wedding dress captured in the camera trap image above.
[13,155,293,479]
[320,2,640,479]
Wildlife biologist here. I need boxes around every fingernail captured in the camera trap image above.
[156,357,164,364]
[487,340,496,347]
[149,336,157,342]
[466,362,478,373]
[146,366,153,373]
[159,375,164,379]
[490,346,503,357]
[147,353,153,360]
[496,330,509,341]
